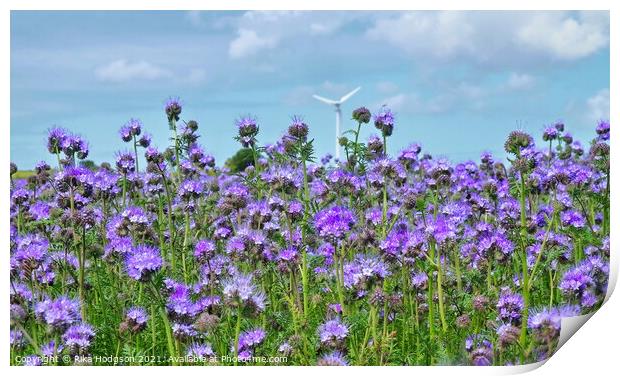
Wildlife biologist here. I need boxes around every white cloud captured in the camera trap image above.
[229,29,278,59]
[587,89,610,121]
[516,12,608,60]
[366,12,476,59]
[366,11,609,64]
[95,59,170,82]
[227,11,365,60]
[506,73,535,90]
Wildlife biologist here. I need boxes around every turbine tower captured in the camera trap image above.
[313,86,361,160]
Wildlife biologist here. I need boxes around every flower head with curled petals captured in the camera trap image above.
[318,318,349,348]
[313,206,356,242]
[125,245,162,282]
[186,343,215,360]
[62,323,95,353]
[235,115,259,147]
[496,288,524,325]
[317,351,348,366]
[222,273,266,314]
[34,296,81,330]
[373,106,395,137]
[165,96,183,122]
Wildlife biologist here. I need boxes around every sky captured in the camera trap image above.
[10,10,610,169]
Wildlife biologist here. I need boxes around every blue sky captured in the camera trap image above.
[10,10,610,169]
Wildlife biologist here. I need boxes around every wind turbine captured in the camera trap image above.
[313,86,361,160]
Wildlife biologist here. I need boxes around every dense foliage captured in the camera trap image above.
[10,99,610,366]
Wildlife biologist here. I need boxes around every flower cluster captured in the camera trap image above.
[10,98,609,367]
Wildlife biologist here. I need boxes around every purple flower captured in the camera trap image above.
[542,126,559,141]
[313,206,356,242]
[123,306,148,332]
[373,106,395,137]
[115,151,135,174]
[10,329,25,348]
[559,266,593,297]
[561,210,586,228]
[596,120,609,141]
[465,335,494,366]
[318,318,349,347]
[179,179,203,201]
[278,341,293,355]
[235,115,259,147]
[40,340,63,357]
[122,206,149,227]
[343,255,390,291]
[239,328,266,348]
[125,245,163,281]
[62,323,95,353]
[13,234,49,271]
[411,271,428,290]
[277,246,299,266]
[186,343,215,360]
[29,201,51,221]
[172,322,197,340]
[352,107,371,124]
[222,273,266,313]
[288,115,309,140]
[138,133,152,148]
[496,288,524,324]
[165,96,182,122]
[47,127,69,154]
[496,324,520,348]
[118,119,142,142]
[317,351,348,366]
[34,296,81,330]
[194,239,216,262]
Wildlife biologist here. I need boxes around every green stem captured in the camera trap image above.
[79,225,87,320]
[435,243,448,333]
[148,282,176,365]
[182,211,190,283]
[233,306,243,366]
[171,118,181,181]
[518,171,530,363]
[133,136,140,173]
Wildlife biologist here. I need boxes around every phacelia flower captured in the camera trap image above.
[317,351,348,366]
[186,343,216,360]
[120,306,148,334]
[288,115,309,141]
[34,296,81,330]
[235,115,259,147]
[373,106,395,137]
[496,288,524,324]
[165,97,183,122]
[222,273,266,314]
[194,239,216,262]
[62,323,95,354]
[318,318,349,348]
[125,245,163,281]
[313,206,356,242]
[352,107,371,124]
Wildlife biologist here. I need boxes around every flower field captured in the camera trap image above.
[10,99,610,366]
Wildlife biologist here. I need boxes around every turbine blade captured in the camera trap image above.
[339,86,361,103]
[312,94,339,105]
